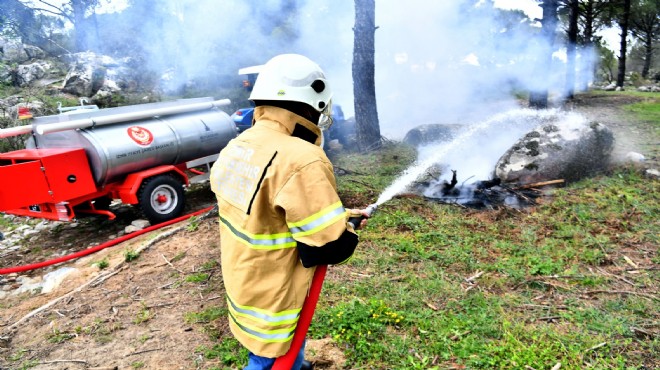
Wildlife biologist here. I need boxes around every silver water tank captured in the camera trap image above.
[28,101,237,186]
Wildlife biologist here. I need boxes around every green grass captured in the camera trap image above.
[625,101,660,125]
[305,143,659,369]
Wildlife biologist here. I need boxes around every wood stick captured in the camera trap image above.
[161,253,183,274]
[515,179,565,190]
[465,270,484,283]
[125,347,162,357]
[40,359,88,365]
[585,342,607,352]
[584,290,658,301]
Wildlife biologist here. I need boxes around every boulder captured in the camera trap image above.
[495,117,614,184]
[0,64,13,85]
[62,52,137,98]
[1,40,29,63]
[403,124,463,147]
[15,61,50,86]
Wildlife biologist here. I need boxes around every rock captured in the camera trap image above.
[495,115,614,184]
[645,169,659,179]
[62,52,137,98]
[624,152,645,163]
[131,219,151,229]
[603,83,617,91]
[124,225,141,234]
[23,44,46,60]
[1,40,29,63]
[403,124,463,147]
[41,267,78,294]
[0,63,12,85]
[16,62,47,86]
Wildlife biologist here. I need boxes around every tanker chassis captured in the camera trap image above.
[0,97,238,224]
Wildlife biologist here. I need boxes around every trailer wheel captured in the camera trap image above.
[138,174,186,224]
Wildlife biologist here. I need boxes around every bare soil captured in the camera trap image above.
[1,92,658,370]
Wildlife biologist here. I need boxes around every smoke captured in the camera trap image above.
[88,0,595,138]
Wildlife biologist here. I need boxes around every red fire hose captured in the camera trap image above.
[0,206,214,275]
[272,264,328,370]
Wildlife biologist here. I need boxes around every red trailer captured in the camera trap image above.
[0,97,237,224]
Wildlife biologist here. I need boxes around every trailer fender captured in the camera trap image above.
[114,165,188,205]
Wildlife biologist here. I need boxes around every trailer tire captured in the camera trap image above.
[138,174,186,224]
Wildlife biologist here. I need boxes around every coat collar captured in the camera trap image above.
[253,106,323,146]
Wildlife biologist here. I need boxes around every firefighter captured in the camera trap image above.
[210,54,370,370]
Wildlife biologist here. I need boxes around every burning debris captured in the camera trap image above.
[409,169,560,210]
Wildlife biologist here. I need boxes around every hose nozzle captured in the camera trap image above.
[348,203,378,229]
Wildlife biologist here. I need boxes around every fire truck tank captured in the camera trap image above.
[27,99,238,186]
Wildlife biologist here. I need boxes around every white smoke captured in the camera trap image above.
[86,1,595,140]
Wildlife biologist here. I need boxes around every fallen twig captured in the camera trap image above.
[449,330,471,341]
[596,267,636,287]
[521,304,568,310]
[40,359,88,365]
[622,255,638,269]
[537,316,561,322]
[126,347,162,357]
[585,342,607,352]
[465,270,484,283]
[624,267,659,272]
[515,179,565,190]
[424,301,439,311]
[145,302,176,309]
[161,253,183,274]
[584,290,659,301]
[89,268,124,288]
[333,166,364,176]
[550,363,562,370]
[630,326,656,338]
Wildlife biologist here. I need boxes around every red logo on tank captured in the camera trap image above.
[127,126,153,146]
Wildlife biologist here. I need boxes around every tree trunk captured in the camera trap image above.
[565,0,579,99]
[616,0,631,88]
[642,33,652,78]
[581,0,595,90]
[529,0,559,109]
[352,0,381,151]
[71,0,89,51]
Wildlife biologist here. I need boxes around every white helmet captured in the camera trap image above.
[249,54,334,129]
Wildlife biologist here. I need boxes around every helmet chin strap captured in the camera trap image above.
[317,100,333,131]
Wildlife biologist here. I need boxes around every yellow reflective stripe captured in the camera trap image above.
[229,310,296,343]
[226,294,301,327]
[287,201,346,237]
[219,212,296,250]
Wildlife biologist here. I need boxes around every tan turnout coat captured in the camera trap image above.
[210,106,354,357]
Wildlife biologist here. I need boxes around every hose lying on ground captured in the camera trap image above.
[0,206,215,275]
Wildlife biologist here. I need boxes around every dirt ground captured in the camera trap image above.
[0,92,658,370]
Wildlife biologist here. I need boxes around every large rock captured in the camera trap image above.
[403,124,463,146]
[0,63,12,85]
[62,52,137,98]
[15,61,50,86]
[495,117,614,184]
[1,40,30,63]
